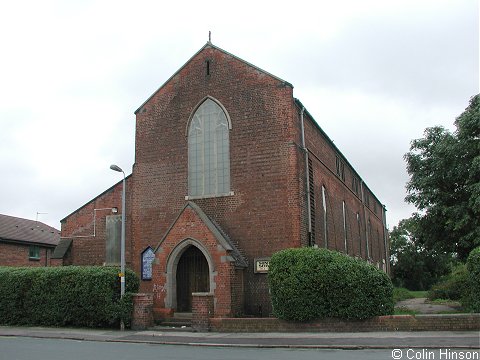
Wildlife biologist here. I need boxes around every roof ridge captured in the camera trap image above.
[134,42,293,115]
[0,213,60,233]
[186,202,247,268]
[0,213,60,246]
[154,202,247,268]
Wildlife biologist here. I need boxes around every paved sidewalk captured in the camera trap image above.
[0,326,478,349]
[395,298,462,314]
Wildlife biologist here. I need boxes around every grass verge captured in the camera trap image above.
[393,287,428,302]
[393,307,419,315]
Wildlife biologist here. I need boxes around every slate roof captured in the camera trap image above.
[51,238,72,259]
[0,214,60,247]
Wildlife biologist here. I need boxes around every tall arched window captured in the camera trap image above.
[188,98,230,197]
[321,185,328,248]
[342,201,347,253]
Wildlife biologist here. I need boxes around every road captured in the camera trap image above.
[0,337,407,360]
[1,337,479,360]
[1,326,479,349]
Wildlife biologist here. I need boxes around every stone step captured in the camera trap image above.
[173,312,193,319]
[152,324,193,332]
[157,312,193,329]
[161,320,192,328]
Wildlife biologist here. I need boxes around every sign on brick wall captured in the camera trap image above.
[254,258,270,273]
[141,247,155,280]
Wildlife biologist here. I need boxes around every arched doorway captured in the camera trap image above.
[176,245,210,312]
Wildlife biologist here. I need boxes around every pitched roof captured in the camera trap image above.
[60,174,132,223]
[0,214,60,247]
[294,98,385,209]
[51,238,72,259]
[155,202,248,268]
[134,42,293,115]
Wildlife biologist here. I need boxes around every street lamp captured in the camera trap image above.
[110,164,126,303]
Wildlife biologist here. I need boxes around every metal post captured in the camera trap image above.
[120,171,126,300]
[110,164,126,331]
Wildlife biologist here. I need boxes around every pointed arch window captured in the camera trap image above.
[188,98,231,197]
[342,201,348,253]
[321,185,328,248]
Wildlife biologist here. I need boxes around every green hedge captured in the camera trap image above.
[393,287,413,302]
[428,264,469,301]
[465,247,480,312]
[0,266,139,327]
[268,247,394,321]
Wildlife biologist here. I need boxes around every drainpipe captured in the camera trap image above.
[60,207,118,239]
[300,106,312,246]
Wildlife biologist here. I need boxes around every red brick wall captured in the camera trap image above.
[230,267,245,317]
[151,205,240,318]
[192,293,214,331]
[299,108,388,267]
[0,242,53,267]
[133,45,301,315]
[131,293,154,330]
[60,176,133,267]
[50,258,63,267]
[209,314,480,332]
[61,44,389,317]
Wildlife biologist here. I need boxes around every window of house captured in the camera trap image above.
[335,156,345,182]
[376,229,381,262]
[367,219,372,259]
[321,185,328,248]
[188,98,230,197]
[365,191,370,208]
[342,201,348,253]
[352,176,359,196]
[29,245,40,260]
[356,212,362,257]
[308,158,316,246]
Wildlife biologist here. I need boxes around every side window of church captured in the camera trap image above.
[188,98,230,197]
[105,215,121,264]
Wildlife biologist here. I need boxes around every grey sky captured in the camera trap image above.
[0,0,478,230]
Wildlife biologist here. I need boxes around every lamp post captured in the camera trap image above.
[110,164,126,304]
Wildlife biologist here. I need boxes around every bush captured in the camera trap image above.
[268,247,394,321]
[393,287,413,302]
[465,247,480,312]
[0,266,139,327]
[428,264,469,301]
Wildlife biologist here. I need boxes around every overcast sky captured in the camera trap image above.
[0,0,478,230]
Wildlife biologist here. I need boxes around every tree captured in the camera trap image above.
[404,94,480,260]
[390,216,452,290]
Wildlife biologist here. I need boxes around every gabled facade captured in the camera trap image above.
[60,42,389,317]
[0,214,60,267]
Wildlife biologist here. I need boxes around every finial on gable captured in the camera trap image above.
[208,31,211,43]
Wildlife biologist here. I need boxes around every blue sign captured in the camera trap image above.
[141,247,155,280]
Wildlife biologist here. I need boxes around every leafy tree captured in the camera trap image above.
[390,217,452,290]
[404,94,480,260]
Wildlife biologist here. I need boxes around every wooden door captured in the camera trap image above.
[176,246,210,312]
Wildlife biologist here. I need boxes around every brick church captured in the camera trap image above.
[59,42,389,318]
